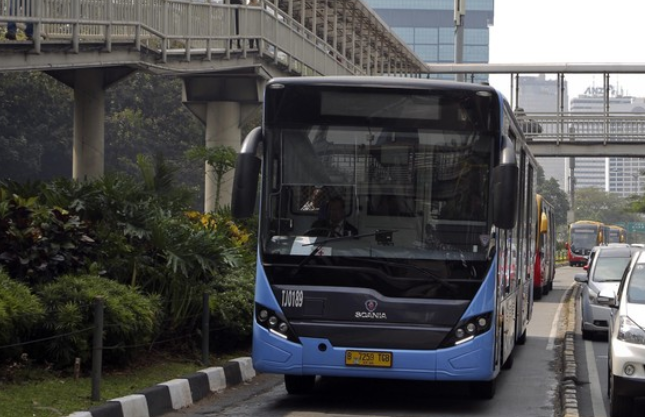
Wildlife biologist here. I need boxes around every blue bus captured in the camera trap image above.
[232,77,537,399]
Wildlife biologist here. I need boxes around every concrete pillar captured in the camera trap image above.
[204,101,241,212]
[73,69,105,180]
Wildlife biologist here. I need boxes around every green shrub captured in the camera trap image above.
[0,270,45,360]
[208,264,255,351]
[0,186,95,286]
[33,274,162,368]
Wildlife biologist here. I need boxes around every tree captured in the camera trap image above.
[573,187,642,225]
[536,165,570,228]
[0,72,74,180]
[537,177,570,226]
[185,145,237,211]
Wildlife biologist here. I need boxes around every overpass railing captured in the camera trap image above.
[517,112,645,144]
[0,0,400,76]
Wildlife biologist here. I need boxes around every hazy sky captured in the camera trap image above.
[488,0,645,100]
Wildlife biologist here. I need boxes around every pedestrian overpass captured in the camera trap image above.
[427,63,645,158]
[0,0,428,209]
[3,1,645,208]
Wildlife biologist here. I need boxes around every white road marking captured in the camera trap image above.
[546,285,570,350]
[585,339,608,417]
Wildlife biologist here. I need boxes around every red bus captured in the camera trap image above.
[567,220,605,266]
[533,195,556,300]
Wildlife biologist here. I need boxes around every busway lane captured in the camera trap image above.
[164,271,575,417]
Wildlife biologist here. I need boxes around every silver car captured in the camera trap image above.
[575,246,642,340]
[598,250,645,417]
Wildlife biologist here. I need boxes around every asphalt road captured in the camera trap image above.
[162,268,577,417]
[566,264,645,417]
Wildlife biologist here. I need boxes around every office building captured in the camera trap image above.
[570,88,645,197]
[365,0,494,82]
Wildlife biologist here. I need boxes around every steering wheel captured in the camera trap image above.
[303,227,334,237]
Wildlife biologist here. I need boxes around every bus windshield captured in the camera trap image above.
[570,226,600,250]
[261,84,497,266]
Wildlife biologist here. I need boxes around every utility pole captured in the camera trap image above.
[454,0,465,82]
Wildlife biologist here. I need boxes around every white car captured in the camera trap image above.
[575,246,641,340]
[598,250,645,417]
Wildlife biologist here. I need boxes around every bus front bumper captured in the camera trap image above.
[251,323,496,382]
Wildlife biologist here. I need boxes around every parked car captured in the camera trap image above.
[597,250,645,417]
[575,246,642,340]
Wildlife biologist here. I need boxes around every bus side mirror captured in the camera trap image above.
[540,212,548,234]
[232,127,262,219]
[492,135,517,230]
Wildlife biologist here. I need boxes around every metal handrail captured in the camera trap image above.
[516,112,645,144]
[0,0,426,76]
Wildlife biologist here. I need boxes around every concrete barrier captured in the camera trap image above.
[66,357,256,417]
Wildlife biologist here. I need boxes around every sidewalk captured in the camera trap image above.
[67,357,255,417]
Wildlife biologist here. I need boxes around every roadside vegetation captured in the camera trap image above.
[0,71,259,416]
[0,158,257,416]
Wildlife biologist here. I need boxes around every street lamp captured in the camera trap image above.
[454,0,465,82]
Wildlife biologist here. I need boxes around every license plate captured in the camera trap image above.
[345,350,393,368]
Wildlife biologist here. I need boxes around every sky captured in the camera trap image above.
[488,0,645,100]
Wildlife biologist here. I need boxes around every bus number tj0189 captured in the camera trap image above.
[281,289,304,308]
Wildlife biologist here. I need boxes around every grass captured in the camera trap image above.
[0,348,251,417]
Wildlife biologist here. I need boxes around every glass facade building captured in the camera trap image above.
[365,0,495,82]
[570,92,645,198]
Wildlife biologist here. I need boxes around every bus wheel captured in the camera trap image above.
[534,287,542,300]
[284,374,316,395]
[517,328,527,345]
[471,378,496,400]
[543,283,550,296]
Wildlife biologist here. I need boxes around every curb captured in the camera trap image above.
[560,283,581,417]
[66,357,255,417]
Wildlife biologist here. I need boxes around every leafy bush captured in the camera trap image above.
[0,269,44,360]
[0,154,259,363]
[208,264,255,351]
[32,275,161,368]
[0,185,95,286]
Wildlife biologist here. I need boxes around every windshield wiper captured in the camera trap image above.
[291,230,398,277]
[358,258,457,294]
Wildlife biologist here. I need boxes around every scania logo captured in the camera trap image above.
[355,300,387,319]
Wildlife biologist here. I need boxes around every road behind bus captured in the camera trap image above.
[168,272,574,417]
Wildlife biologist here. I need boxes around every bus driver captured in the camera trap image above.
[310,196,358,237]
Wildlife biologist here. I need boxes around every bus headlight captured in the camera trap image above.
[255,303,300,343]
[258,309,269,322]
[440,312,493,348]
